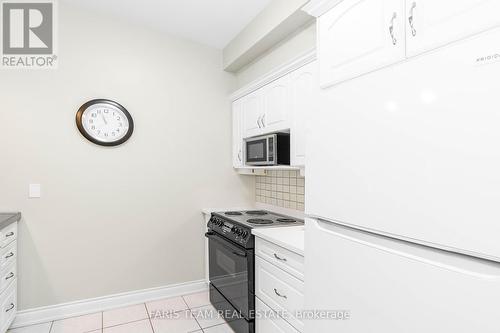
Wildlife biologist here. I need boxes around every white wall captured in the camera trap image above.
[235,22,316,89]
[0,2,254,310]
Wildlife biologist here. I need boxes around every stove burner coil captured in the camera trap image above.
[247,218,273,225]
[276,218,297,223]
[246,210,268,216]
[225,211,243,216]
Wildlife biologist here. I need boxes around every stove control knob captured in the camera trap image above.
[241,231,248,238]
[231,227,237,234]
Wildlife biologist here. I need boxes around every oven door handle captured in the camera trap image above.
[205,232,248,258]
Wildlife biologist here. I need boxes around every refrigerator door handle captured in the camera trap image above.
[315,219,500,279]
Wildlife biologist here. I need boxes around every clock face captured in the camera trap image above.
[76,100,134,146]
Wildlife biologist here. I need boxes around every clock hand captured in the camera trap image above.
[101,114,108,125]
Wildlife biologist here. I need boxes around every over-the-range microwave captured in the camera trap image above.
[245,133,290,166]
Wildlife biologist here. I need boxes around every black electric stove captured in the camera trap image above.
[205,210,303,333]
[209,210,303,249]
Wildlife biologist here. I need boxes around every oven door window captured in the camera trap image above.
[208,235,253,319]
[246,138,267,164]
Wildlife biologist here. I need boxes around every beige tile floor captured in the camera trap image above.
[8,291,235,333]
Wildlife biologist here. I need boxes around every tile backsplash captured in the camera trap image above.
[255,170,305,211]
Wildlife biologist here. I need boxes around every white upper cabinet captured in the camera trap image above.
[242,90,263,138]
[232,99,244,168]
[310,0,500,87]
[241,75,291,139]
[261,75,291,133]
[289,61,317,167]
[318,0,405,88]
[231,59,317,169]
[405,0,500,57]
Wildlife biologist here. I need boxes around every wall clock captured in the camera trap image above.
[76,99,134,146]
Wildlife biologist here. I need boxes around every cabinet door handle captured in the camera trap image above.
[257,116,262,128]
[408,1,417,37]
[261,114,266,127]
[238,150,242,162]
[5,303,14,312]
[274,288,287,299]
[5,232,14,238]
[274,253,287,262]
[5,272,14,280]
[5,252,14,259]
[389,12,398,45]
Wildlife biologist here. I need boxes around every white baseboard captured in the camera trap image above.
[12,279,208,329]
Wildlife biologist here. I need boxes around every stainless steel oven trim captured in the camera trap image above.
[245,134,277,166]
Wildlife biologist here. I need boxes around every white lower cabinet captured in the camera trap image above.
[0,264,16,296]
[0,223,17,333]
[0,282,16,333]
[255,236,304,332]
[256,297,299,333]
[255,238,304,281]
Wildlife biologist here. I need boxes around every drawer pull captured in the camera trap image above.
[5,232,14,238]
[274,288,287,299]
[273,253,287,262]
[5,272,14,280]
[5,303,14,312]
[5,252,14,259]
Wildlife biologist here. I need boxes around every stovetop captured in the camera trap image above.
[213,210,304,229]
[208,210,304,249]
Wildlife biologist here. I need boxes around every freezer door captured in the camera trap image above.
[305,218,500,333]
[307,27,500,261]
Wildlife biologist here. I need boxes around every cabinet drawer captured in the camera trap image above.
[256,238,304,281]
[0,281,16,333]
[0,264,16,295]
[256,297,300,333]
[0,242,16,270]
[255,257,304,332]
[0,223,17,249]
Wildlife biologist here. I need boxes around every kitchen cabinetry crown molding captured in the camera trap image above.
[230,48,316,102]
[301,0,343,17]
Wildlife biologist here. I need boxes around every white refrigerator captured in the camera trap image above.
[305,27,500,332]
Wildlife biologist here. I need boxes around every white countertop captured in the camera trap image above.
[252,226,305,256]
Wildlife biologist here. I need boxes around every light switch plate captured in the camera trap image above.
[29,184,41,198]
